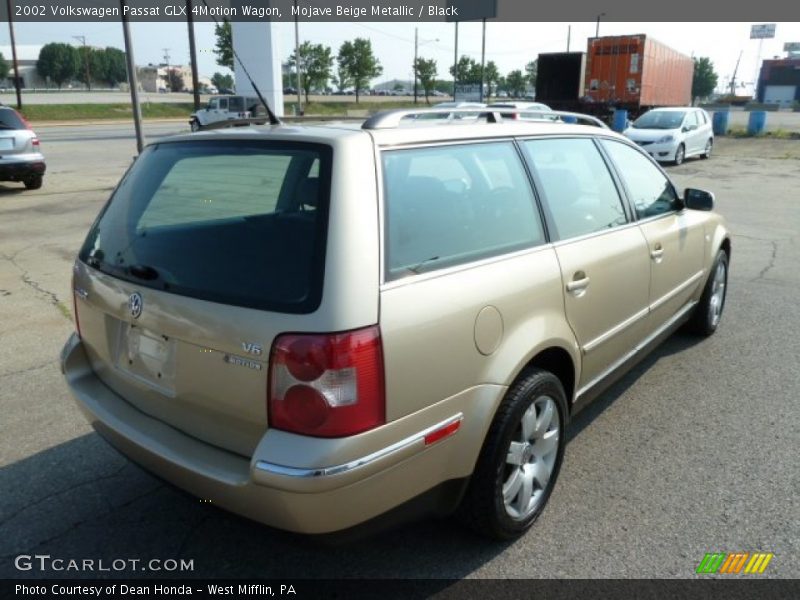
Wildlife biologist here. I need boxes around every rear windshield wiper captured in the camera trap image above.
[127,264,160,281]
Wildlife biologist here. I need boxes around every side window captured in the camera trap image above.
[697,110,708,125]
[382,142,545,280]
[219,98,228,111]
[208,98,219,110]
[601,140,680,219]
[522,138,627,240]
[685,112,698,128]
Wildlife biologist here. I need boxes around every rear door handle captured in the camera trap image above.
[650,244,664,261]
[566,275,591,294]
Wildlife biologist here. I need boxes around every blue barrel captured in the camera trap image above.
[747,111,767,135]
[612,109,628,132]
[712,111,730,135]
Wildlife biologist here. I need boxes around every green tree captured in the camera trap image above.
[337,38,382,103]
[76,46,106,89]
[506,69,526,97]
[167,68,184,92]
[525,60,537,89]
[413,57,437,104]
[214,19,233,70]
[449,55,481,84]
[211,72,234,91]
[101,47,128,87]
[692,57,718,102]
[37,43,80,89]
[484,61,500,97]
[331,63,351,93]
[0,52,9,81]
[288,41,334,103]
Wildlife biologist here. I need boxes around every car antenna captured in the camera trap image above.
[200,1,282,126]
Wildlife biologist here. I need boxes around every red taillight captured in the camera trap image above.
[32,137,40,148]
[269,326,385,437]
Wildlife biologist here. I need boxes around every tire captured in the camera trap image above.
[701,138,713,159]
[23,175,42,190]
[673,143,685,166]
[458,368,567,540]
[190,119,201,132]
[686,250,728,336]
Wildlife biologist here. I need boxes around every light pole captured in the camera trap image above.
[6,0,22,109]
[595,13,606,38]
[413,27,439,104]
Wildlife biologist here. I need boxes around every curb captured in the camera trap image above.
[31,118,190,128]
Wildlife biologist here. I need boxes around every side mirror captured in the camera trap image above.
[684,188,714,211]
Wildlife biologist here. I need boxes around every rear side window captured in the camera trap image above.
[522,138,627,240]
[79,140,331,314]
[0,108,26,129]
[382,142,545,280]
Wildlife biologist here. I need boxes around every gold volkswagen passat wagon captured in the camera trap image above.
[62,109,730,539]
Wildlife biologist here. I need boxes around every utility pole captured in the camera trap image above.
[414,27,418,104]
[186,0,200,110]
[294,0,303,115]
[73,35,92,91]
[162,48,171,92]
[6,0,22,109]
[452,22,458,100]
[479,19,486,102]
[121,0,145,153]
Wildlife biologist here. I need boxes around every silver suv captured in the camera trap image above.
[62,109,730,539]
[0,106,45,190]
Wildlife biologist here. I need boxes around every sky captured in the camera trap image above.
[6,20,800,94]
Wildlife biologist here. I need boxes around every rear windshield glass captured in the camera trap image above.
[0,108,25,129]
[79,140,331,313]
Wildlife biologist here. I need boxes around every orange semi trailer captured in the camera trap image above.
[536,34,693,118]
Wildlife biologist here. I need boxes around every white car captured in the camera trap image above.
[623,107,713,165]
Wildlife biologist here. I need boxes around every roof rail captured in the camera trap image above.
[361,107,609,130]
[541,110,609,129]
[362,108,504,130]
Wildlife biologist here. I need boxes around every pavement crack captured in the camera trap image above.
[1,253,72,322]
[755,240,778,281]
[0,463,128,529]
[0,361,54,380]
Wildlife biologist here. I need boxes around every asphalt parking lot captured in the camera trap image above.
[1,123,798,580]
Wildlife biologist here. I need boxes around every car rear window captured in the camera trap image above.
[0,108,26,129]
[79,140,331,313]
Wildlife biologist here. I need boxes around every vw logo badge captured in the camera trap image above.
[129,292,143,319]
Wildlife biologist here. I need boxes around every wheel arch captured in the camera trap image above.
[508,345,578,423]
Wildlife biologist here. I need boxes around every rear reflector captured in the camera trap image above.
[424,417,462,446]
[269,326,385,437]
[71,267,81,338]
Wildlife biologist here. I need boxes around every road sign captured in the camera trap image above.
[750,24,776,39]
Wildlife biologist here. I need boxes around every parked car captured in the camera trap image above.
[0,106,45,190]
[487,102,556,121]
[189,95,262,131]
[623,107,714,165]
[62,109,730,540]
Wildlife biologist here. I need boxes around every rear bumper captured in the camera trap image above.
[61,333,504,534]
[0,156,46,180]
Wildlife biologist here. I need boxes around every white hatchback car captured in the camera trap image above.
[623,107,713,165]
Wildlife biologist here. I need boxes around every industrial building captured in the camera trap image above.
[756,58,800,107]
